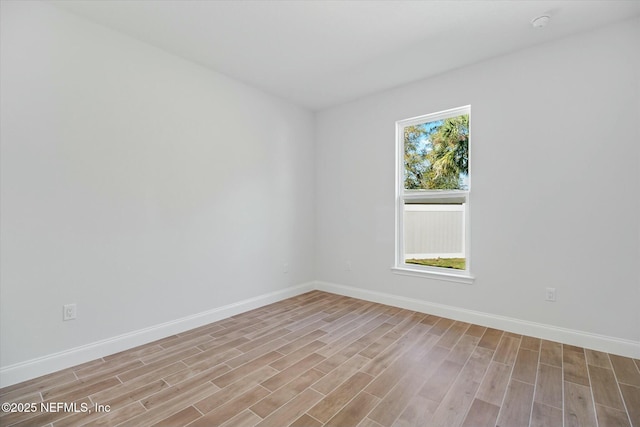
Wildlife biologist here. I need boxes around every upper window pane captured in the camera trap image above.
[404,113,469,191]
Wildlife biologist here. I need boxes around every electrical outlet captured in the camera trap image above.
[346,260,352,271]
[63,304,77,321]
[283,263,289,274]
[545,288,556,302]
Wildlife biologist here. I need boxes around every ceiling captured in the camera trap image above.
[50,1,640,111]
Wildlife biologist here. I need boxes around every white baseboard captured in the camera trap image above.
[3,280,638,388]
[314,281,640,359]
[0,282,314,388]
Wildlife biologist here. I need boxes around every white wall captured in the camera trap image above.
[0,1,315,370]
[316,19,640,347]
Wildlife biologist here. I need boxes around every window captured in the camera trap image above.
[394,105,473,283]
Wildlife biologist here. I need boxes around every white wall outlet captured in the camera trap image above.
[346,260,352,271]
[63,303,77,321]
[283,263,289,274]
[545,288,556,302]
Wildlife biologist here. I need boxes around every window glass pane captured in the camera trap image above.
[403,203,465,270]
[404,114,469,191]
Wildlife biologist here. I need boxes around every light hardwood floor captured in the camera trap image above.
[1,291,639,427]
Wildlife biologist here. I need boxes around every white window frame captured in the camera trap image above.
[392,105,474,284]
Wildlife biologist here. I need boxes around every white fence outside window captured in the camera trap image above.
[403,204,465,259]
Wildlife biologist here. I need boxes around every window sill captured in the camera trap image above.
[391,266,475,285]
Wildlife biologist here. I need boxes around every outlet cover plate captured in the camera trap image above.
[63,304,77,321]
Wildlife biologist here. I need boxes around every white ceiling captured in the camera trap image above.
[50,1,640,111]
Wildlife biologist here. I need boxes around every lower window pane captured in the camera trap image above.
[404,203,465,270]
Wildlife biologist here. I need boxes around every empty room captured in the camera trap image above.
[1,1,639,426]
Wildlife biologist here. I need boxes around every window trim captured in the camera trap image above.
[393,105,474,284]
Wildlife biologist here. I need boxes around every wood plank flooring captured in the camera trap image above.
[1,291,639,427]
